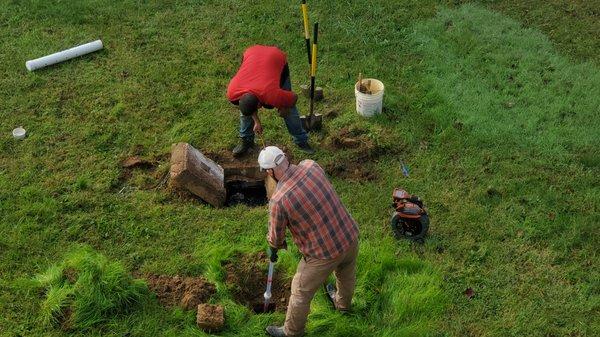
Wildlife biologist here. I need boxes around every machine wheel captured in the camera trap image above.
[390,213,429,241]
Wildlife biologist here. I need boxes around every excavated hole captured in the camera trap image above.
[223,252,291,314]
[225,181,267,207]
[252,303,277,314]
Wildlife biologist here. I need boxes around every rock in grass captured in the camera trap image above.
[169,142,226,207]
[196,304,224,332]
[300,84,324,101]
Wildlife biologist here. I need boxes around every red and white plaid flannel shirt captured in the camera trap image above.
[267,160,359,259]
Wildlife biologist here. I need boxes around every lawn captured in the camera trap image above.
[0,1,598,336]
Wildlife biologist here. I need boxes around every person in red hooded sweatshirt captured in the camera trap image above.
[227,45,314,156]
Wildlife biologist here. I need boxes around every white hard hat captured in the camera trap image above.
[258,146,286,170]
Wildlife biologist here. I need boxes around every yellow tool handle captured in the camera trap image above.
[311,22,318,76]
[311,44,317,76]
[301,3,310,39]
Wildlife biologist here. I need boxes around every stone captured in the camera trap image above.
[300,84,324,101]
[196,304,224,332]
[169,143,226,207]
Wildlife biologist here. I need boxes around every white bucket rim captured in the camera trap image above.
[355,78,384,95]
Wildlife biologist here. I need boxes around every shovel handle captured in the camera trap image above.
[308,22,318,119]
[301,1,311,65]
[311,22,318,77]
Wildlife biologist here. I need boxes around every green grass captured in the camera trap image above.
[0,1,598,336]
[33,247,148,330]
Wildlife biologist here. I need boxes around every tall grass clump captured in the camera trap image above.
[34,247,148,330]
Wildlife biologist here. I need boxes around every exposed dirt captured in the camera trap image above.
[323,161,378,181]
[323,127,380,181]
[328,127,374,151]
[146,274,216,310]
[121,156,155,169]
[222,252,291,313]
[63,267,78,284]
[115,151,170,192]
[58,306,73,331]
[205,146,294,181]
[196,304,225,332]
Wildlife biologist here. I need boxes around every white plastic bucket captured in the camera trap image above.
[355,78,384,117]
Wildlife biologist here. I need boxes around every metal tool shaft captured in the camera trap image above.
[263,261,275,312]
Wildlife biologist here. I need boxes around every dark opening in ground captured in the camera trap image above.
[225,181,267,207]
[252,303,277,314]
[223,252,291,314]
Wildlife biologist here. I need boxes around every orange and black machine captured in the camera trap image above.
[391,188,429,241]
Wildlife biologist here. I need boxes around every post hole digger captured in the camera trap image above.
[299,2,322,131]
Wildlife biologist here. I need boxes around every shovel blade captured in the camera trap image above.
[300,114,323,131]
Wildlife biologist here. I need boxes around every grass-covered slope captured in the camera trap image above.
[0,1,598,336]
[405,5,599,336]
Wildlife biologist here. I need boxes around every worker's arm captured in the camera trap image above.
[252,112,263,134]
[267,199,288,250]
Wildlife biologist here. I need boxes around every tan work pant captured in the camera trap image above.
[284,242,359,336]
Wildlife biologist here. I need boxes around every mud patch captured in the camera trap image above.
[146,274,216,310]
[222,252,291,313]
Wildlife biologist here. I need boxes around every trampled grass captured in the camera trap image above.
[0,1,598,336]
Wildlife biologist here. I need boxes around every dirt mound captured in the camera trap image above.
[146,274,216,310]
[324,161,378,181]
[323,127,383,181]
[205,147,294,178]
[328,127,374,151]
[223,252,291,313]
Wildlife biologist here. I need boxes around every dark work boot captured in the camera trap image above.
[324,283,349,314]
[297,142,315,155]
[265,326,288,337]
[232,139,254,157]
[324,283,337,309]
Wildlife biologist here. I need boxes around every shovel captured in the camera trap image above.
[263,260,275,312]
[300,22,322,131]
[301,0,311,70]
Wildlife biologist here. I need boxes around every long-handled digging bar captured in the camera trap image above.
[300,22,322,131]
[263,260,275,312]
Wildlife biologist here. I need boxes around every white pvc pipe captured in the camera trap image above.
[26,40,103,71]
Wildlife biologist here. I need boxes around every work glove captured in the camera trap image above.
[268,246,278,263]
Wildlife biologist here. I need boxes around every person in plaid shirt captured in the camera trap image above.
[258,146,359,337]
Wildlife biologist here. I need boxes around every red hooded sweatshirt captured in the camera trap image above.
[227,45,296,109]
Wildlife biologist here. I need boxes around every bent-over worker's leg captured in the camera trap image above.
[239,113,255,142]
[280,65,308,145]
[333,243,359,311]
[284,257,337,336]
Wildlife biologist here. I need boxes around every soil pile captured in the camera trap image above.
[146,274,216,310]
[323,127,381,181]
